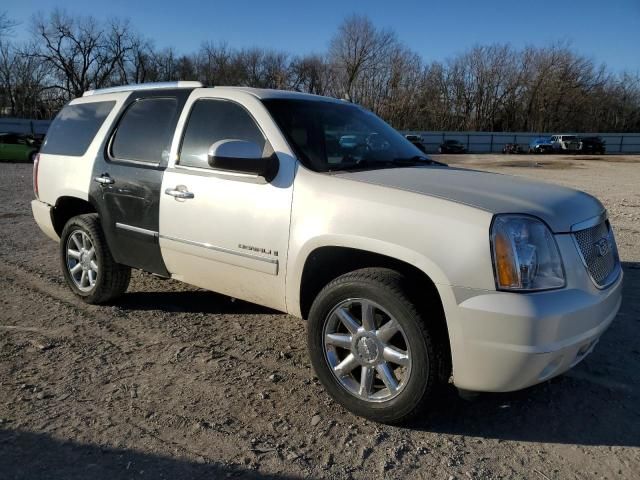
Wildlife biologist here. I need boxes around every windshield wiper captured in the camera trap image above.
[327,156,447,173]
[391,156,447,166]
[327,159,387,172]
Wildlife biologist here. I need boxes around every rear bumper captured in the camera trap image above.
[447,272,623,392]
[31,199,59,242]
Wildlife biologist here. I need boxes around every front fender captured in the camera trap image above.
[286,234,451,318]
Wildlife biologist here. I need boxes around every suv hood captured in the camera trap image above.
[336,167,604,233]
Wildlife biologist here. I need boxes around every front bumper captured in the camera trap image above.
[447,270,622,392]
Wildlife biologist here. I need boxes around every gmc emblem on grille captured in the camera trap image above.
[594,237,611,257]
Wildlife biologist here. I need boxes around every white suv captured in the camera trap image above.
[32,82,623,423]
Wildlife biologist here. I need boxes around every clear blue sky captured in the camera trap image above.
[5,0,640,73]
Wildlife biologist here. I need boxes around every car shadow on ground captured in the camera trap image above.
[115,264,639,448]
[0,429,298,480]
[117,289,278,315]
[412,262,640,447]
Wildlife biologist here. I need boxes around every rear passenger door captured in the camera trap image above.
[90,89,192,276]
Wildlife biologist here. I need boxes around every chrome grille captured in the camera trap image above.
[573,220,620,287]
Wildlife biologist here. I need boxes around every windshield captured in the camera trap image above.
[562,135,577,141]
[263,99,429,172]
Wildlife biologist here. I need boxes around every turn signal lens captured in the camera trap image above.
[494,230,519,288]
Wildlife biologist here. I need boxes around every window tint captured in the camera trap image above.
[41,101,115,156]
[111,98,178,163]
[179,99,266,169]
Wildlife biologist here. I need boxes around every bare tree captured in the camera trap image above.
[288,54,331,94]
[328,15,398,104]
[30,10,134,98]
[1,11,639,133]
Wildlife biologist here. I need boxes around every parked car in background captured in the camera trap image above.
[502,143,522,154]
[550,134,580,152]
[579,136,606,154]
[404,134,427,153]
[438,139,466,153]
[528,137,553,153]
[0,132,40,162]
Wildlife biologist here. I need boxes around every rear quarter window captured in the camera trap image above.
[41,101,115,156]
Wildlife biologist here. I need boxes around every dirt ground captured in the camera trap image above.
[1,154,639,479]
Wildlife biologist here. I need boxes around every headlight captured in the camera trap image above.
[491,215,565,291]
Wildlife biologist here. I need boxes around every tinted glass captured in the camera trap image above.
[41,101,115,156]
[263,99,422,172]
[111,98,178,163]
[180,99,266,169]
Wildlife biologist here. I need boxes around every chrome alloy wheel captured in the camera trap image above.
[323,298,411,402]
[66,230,98,292]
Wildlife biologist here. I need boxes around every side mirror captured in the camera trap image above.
[207,139,277,179]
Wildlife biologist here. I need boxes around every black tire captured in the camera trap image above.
[307,268,447,424]
[29,151,37,163]
[60,214,131,304]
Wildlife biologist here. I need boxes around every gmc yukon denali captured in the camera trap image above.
[31,82,623,423]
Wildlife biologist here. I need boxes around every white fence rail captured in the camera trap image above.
[403,131,640,154]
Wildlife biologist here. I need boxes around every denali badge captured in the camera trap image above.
[238,244,278,257]
[594,237,610,257]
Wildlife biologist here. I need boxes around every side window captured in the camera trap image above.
[41,101,115,156]
[111,98,178,164]
[179,99,266,169]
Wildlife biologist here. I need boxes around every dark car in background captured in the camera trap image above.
[404,134,427,152]
[438,139,466,154]
[528,137,553,153]
[502,143,523,154]
[579,136,606,154]
[0,133,40,162]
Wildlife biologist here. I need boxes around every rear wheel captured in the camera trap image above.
[60,214,131,304]
[307,268,447,424]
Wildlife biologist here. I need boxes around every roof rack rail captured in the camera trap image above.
[83,81,204,97]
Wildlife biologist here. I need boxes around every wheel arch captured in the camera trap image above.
[295,243,453,381]
[51,196,98,236]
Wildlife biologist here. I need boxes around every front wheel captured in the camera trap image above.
[307,268,447,424]
[60,214,131,304]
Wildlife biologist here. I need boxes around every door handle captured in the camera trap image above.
[94,174,115,185]
[165,186,194,199]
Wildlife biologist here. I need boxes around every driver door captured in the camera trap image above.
[159,90,295,311]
